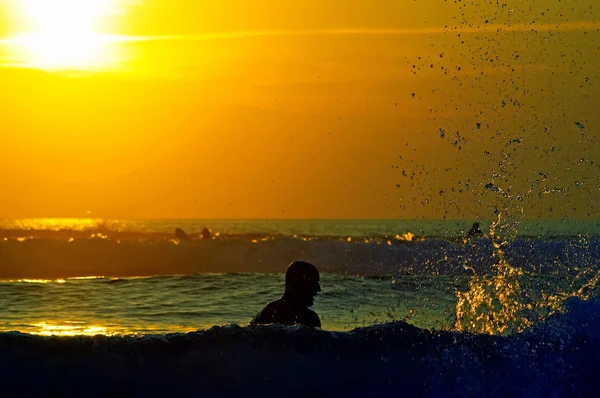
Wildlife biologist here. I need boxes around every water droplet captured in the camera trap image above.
[484,183,499,192]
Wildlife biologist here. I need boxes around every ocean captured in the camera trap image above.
[1,218,600,396]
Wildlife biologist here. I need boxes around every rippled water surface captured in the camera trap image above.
[0,274,465,334]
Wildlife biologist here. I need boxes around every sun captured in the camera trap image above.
[12,0,117,70]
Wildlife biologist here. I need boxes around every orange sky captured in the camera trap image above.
[0,0,598,219]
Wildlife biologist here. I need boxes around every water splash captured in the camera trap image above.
[455,215,600,335]
[455,214,529,334]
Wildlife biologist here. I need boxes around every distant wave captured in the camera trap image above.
[0,227,447,242]
[104,278,129,285]
[2,218,600,242]
[0,297,598,397]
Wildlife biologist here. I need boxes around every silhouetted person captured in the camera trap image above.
[466,222,483,238]
[251,261,321,328]
[175,227,191,241]
[201,227,211,240]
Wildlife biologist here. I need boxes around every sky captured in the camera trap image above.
[0,0,598,220]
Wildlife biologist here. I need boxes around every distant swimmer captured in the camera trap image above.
[201,227,211,240]
[251,261,322,328]
[466,222,483,238]
[175,227,191,241]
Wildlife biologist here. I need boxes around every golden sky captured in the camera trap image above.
[0,0,598,219]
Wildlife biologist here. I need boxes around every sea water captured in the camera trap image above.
[0,274,465,334]
[1,218,600,396]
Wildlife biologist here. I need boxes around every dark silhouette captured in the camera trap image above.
[175,227,191,241]
[201,227,211,240]
[251,261,322,328]
[466,222,483,238]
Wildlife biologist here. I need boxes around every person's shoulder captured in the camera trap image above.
[301,308,321,328]
[263,299,286,313]
[250,300,282,325]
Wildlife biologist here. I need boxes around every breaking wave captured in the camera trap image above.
[1,296,598,397]
[1,234,600,279]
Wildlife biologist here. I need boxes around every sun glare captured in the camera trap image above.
[11,0,117,70]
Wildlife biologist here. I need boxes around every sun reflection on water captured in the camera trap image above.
[32,322,114,336]
[24,321,198,336]
[68,276,106,280]
[1,277,102,284]
[9,218,114,231]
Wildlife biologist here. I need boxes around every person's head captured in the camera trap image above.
[284,261,321,307]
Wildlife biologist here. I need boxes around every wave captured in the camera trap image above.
[3,218,600,242]
[1,235,600,279]
[0,297,598,397]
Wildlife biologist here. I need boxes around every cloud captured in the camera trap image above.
[120,21,600,42]
[1,21,599,46]
[1,21,598,69]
